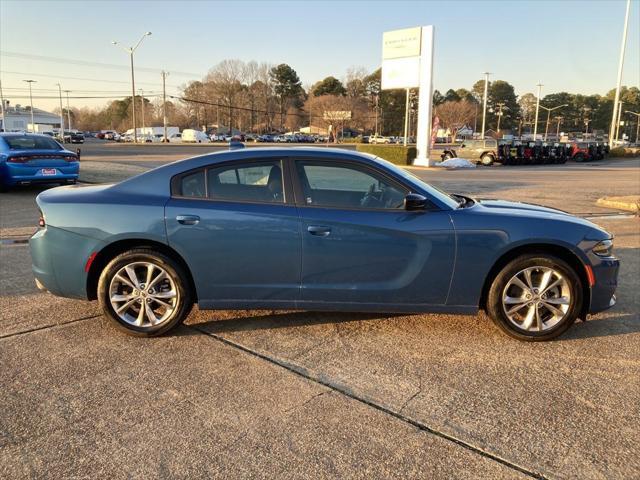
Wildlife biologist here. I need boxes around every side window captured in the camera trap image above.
[179,170,206,198]
[296,162,407,209]
[208,160,284,203]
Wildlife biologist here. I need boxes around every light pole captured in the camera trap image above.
[63,90,72,131]
[538,103,567,141]
[55,83,64,140]
[609,0,631,143]
[112,31,152,143]
[615,101,624,143]
[481,72,491,139]
[161,70,169,142]
[533,82,543,140]
[625,111,640,143]
[0,79,6,131]
[23,79,36,132]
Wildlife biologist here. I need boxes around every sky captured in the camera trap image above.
[1,0,638,112]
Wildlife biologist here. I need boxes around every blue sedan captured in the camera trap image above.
[29,147,619,341]
[0,133,79,190]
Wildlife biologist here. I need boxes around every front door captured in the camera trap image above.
[293,159,455,308]
[165,158,301,307]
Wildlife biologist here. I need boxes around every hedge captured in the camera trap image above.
[356,144,417,165]
[609,147,640,158]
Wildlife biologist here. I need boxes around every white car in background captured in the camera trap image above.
[369,134,391,144]
[164,132,182,143]
[182,129,211,143]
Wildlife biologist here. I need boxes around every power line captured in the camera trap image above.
[5,94,163,100]
[1,50,202,77]
[0,70,183,89]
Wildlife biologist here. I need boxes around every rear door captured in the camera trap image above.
[292,158,455,308]
[165,157,301,307]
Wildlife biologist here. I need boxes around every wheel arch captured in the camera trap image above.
[478,243,590,319]
[86,238,197,302]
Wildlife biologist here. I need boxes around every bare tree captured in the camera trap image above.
[205,59,245,133]
[436,100,475,142]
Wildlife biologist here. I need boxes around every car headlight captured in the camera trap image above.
[592,239,614,257]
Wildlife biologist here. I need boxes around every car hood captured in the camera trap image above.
[477,199,571,216]
[472,198,610,240]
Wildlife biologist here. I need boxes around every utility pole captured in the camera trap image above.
[112,31,152,143]
[584,118,591,135]
[139,88,146,136]
[533,82,543,140]
[55,83,64,140]
[625,111,640,143]
[0,79,6,131]
[161,70,169,142]
[496,102,505,133]
[609,0,631,144]
[374,95,379,136]
[481,72,491,139]
[555,116,563,139]
[63,90,72,131]
[23,79,36,132]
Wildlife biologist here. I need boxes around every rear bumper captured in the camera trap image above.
[588,256,620,314]
[1,162,79,186]
[30,225,105,299]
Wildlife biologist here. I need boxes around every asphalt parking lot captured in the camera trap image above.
[1,144,639,479]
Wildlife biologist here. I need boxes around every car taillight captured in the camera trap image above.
[7,154,78,163]
[7,156,30,163]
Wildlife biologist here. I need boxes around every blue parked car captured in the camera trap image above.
[0,133,79,190]
[29,147,619,341]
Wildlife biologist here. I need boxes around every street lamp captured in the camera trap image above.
[533,82,543,140]
[481,72,491,139]
[112,31,152,143]
[538,103,567,140]
[23,79,36,131]
[625,111,640,143]
[55,83,64,140]
[554,116,563,139]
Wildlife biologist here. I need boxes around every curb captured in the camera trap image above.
[596,197,640,213]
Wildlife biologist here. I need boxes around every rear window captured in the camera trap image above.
[3,135,62,150]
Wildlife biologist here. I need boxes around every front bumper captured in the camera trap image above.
[588,255,620,314]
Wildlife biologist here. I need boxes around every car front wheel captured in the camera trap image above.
[486,254,583,341]
[480,154,495,166]
[98,248,193,336]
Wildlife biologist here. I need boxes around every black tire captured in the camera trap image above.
[98,248,193,337]
[486,254,583,341]
[480,153,495,166]
[573,153,584,162]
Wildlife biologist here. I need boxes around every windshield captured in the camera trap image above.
[369,155,460,209]
[2,135,63,150]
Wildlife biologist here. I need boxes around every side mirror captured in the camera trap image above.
[404,193,427,211]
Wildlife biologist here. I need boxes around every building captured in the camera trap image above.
[0,101,62,132]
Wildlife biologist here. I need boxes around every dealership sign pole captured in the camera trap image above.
[381,26,434,166]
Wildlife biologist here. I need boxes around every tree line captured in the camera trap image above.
[67,59,640,139]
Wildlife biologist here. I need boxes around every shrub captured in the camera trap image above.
[356,145,417,165]
[609,147,640,158]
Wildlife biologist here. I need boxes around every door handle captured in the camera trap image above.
[307,225,331,237]
[176,215,200,225]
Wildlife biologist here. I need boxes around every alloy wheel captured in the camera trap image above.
[501,266,571,332]
[108,261,179,328]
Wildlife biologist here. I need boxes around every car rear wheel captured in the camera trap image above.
[480,154,495,166]
[98,248,193,336]
[486,254,583,341]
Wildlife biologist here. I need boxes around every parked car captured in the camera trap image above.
[182,129,211,143]
[458,138,499,165]
[369,134,391,144]
[258,134,274,142]
[0,133,79,191]
[69,132,85,144]
[164,133,182,143]
[30,147,618,341]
